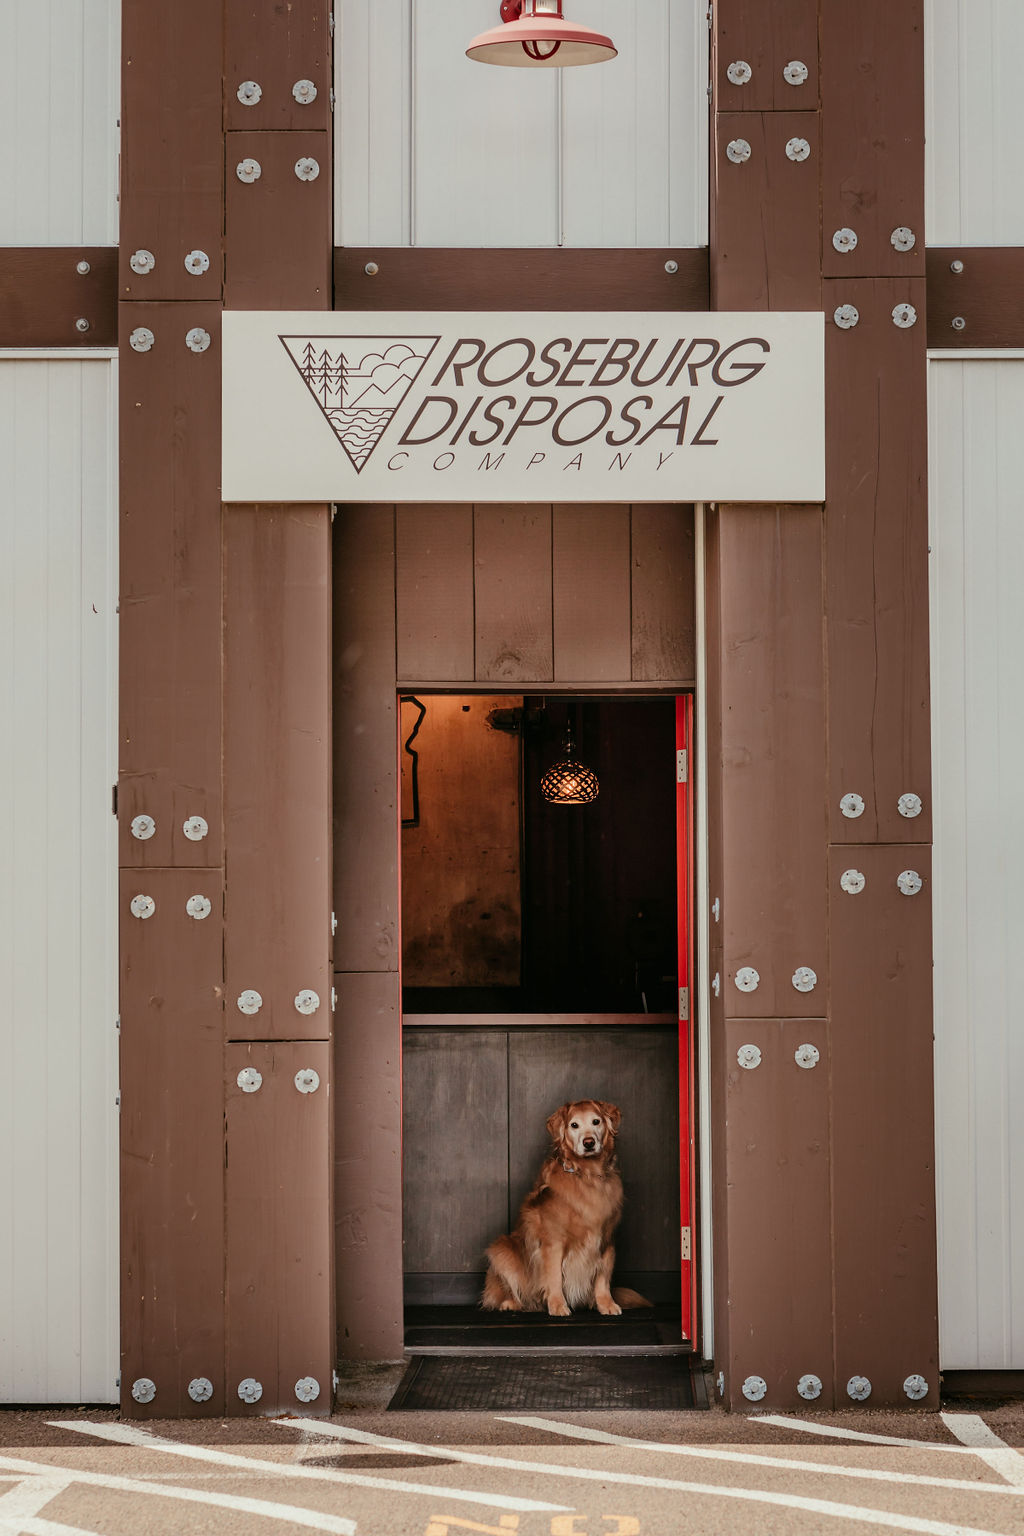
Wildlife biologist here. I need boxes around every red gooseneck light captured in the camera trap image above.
[467,0,617,69]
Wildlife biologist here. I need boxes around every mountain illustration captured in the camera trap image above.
[280,334,440,473]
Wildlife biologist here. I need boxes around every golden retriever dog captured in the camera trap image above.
[481,1099,651,1317]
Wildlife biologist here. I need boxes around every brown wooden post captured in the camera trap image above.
[119,0,334,1418]
[119,1,226,1421]
[708,0,938,1409]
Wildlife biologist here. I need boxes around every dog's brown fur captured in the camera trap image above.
[481,1099,651,1316]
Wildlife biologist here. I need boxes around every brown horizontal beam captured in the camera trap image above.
[927,247,1024,348]
[335,247,710,312]
[5,245,1024,347]
[0,248,118,347]
[402,1013,676,1029]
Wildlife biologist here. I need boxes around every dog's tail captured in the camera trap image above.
[611,1286,654,1309]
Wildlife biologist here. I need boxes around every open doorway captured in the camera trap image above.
[400,692,692,1352]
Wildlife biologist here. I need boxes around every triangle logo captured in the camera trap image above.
[280,334,440,473]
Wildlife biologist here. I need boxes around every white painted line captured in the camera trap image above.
[282,1420,1012,1536]
[2,1521,104,1536]
[754,1415,982,1453]
[0,1454,356,1536]
[502,1415,1023,1499]
[941,1414,1024,1488]
[0,1479,70,1519]
[49,1421,567,1516]
[0,1478,90,1536]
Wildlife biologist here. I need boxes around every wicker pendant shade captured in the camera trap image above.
[540,724,599,805]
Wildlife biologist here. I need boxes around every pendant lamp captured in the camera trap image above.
[540,722,600,805]
[467,0,618,69]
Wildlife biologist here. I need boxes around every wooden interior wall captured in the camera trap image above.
[708,1,937,1409]
[119,0,333,1418]
[400,695,523,989]
[395,504,695,688]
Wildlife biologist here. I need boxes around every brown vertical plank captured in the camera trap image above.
[120,4,222,301]
[226,1041,334,1415]
[334,971,403,1360]
[630,505,696,683]
[551,506,631,682]
[830,845,938,1405]
[223,507,331,1041]
[474,506,554,684]
[224,0,332,132]
[119,302,223,871]
[713,112,821,312]
[395,504,475,682]
[718,508,828,1018]
[224,133,332,309]
[333,506,399,973]
[723,1019,833,1407]
[703,509,731,1377]
[824,278,931,845]
[714,0,820,112]
[820,4,926,279]
[120,870,225,1418]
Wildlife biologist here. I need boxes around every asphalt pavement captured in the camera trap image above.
[3,1374,1024,1536]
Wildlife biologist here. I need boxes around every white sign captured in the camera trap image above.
[222,311,825,503]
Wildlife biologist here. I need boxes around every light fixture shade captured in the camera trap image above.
[541,726,600,805]
[467,4,617,69]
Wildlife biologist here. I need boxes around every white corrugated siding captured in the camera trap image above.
[336,0,707,248]
[0,0,120,244]
[926,0,1024,243]
[0,356,119,1404]
[930,357,1024,1369]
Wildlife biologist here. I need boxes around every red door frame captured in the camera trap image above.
[676,693,697,1343]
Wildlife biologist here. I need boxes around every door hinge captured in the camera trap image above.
[679,986,689,1021]
[676,748,688,784]
[111,783,118,817]
[681,1226,692,1262]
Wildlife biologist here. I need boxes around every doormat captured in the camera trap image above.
[388,1354,705,1412]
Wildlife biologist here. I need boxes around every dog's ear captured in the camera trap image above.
[597,1101,622,1134]
[547,1105,569,1142]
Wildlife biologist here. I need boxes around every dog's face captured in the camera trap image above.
[547,1100,622,1159]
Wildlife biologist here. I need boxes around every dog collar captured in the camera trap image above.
[559,1158,581,1176]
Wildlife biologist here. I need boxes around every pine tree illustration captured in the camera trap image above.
[301,341,316,383]
[316,348,332,406]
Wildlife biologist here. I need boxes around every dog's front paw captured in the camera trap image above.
[597,1299,622,1316]
[547,1298,571,1317]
